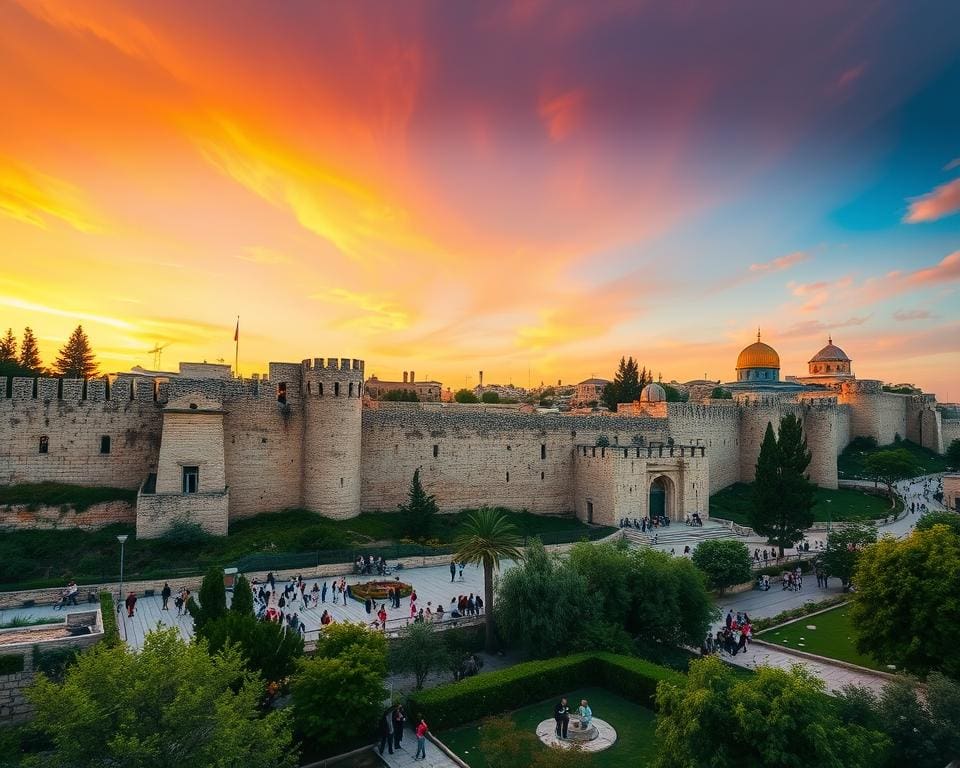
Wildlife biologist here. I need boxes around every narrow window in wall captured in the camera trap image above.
[541,443,546,460]
[349,382,355,397]
[38,435,49,454]
[182,466,199,494]
[433,444,439,458]
[334,382,340,397]
[506,471,510,482]
[540,471,545,481]
[318,383,323,396]
[307,382,311,395]
[340,477,344,487]
[277,382,287,404]
[100,435,111,454]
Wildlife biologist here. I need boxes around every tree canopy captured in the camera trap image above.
[381,388,419,401]
[19,327,42,372]
[390,620,449,690]
[691,539,752,594]
[750,415,816,555]
[654,656,887,768]
[195,611,303,684]
[481,390,500,403]
[818,523,877,588]
[53,325,97,379]
[864,449,919,493]
[454,388,479,403]
[26,627,296,768]
[600,356,650,411]
[189,566,228,631]
[915,511,960,537]
[944,438,960,469]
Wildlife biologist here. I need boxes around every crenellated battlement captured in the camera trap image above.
[839,379,883,395]
[575,443,707,459]
[301,357,364,373]
[667,402,739,421]
[301,357,365,399]
[0,376,167,404]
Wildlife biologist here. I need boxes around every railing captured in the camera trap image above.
[303,612,484,646]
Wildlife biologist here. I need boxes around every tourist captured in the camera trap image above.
[436,602,445,621]
[553,697,570,739]
[378,707,395,755]
[414,716,429,760]
[125,591,137,618]
[378,604,387,630]
[458,562,465,581]
[578,699,592,730]
[467,594,476,615]
[425,601,433,621]
[450,560,456,582]
[267,572,275,592]
[365,597,373,615]
[410,601,418,619]
[66,581,79,606]
[392,704,407,750]
[725,610,733,629]
[161,582,171,611]
[449,598,460,618]
[475,595,483,613]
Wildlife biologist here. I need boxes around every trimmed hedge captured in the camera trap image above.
[406,652,683,730]
[752,595,848,632]
[0,653,25,675]
[99,591,120,646]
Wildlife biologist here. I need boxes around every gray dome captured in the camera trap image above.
[640,383,667,402]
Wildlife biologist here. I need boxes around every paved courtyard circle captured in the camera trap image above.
[536,717,617,752]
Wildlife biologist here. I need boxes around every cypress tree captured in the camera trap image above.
[750,422,782,550]
[19,327,42,372]
[400,468,438,539]
[229,574,254,616]
[189,566,228,630]
[54,325,97,379]
[619,356,642,403]
[0,329,16,363]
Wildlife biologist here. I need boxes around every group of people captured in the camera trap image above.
[781,565,804,592]
[704,610,753,656]
[378,704,429,761]
[618,515,671,532]
[552,697,593,739]
[355,554,390,576]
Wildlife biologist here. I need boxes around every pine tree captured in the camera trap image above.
[54,325,97,378]
[0,328,16,363]
[619,356,642,403]
[19,327,42,372]
[400,467,439,539]
[750,422,782,549]
[229,574,254,616]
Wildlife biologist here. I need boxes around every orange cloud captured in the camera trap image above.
[0,158,101,232]
[538,88,585,142]
[904,178,960,223]
[749,251,808,273]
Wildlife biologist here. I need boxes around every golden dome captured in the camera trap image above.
[736,332,780,370]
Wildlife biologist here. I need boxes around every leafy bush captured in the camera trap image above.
[32,646,79,684]
[158,520,214,547]
[197,612,303,683]
[407,652,682,730]
[98,591,119,646]
[0,654,25,675]
[0,483,136,512]
[752,595,848,632]
[691,539,752,594]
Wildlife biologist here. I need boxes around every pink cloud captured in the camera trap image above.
[905,249,960,286]
[780,315,869,339]
[750,250,808,273]
[904,178,960,223]
[830,62,867,94]
[538,88,585,142]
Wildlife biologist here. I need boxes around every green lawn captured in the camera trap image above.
[838,438,948,480]
[709,483,890,526]
[756,604,892,672]
[439,687,658,768]
[0,506,609,591]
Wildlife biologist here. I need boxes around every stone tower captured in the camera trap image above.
[301,357,364,519]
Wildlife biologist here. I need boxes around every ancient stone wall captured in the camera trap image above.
[0,376,162,488]
[942,419,960,454]
[665,402,740,493]
[360,403,669,513]
[944,474,960,512]
[736,395,782,483]
[0,500,134,530]
[799,403,840,489]
[877,392,909,445]
[838,379,883,443]
[135,488,230,537]
[835,404,851,455]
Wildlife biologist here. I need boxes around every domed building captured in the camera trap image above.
[736,331,780,382]
[640,382,667,402]
[807,337,852,378]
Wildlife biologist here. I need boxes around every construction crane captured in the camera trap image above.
[147,343,171,369]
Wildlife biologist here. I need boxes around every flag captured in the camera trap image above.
[234,319,239,342]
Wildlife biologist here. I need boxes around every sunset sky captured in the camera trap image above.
[1,1,959,398]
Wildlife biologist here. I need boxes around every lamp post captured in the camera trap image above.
[117,535,128,641]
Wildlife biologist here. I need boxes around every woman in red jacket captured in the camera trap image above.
[414,716,428,760]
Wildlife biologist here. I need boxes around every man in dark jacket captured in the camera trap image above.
[554,697,570,739]
[378,708,394,755]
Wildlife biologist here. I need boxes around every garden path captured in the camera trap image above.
[373,736,461,768]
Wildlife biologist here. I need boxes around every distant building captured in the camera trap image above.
[364,370,441,401]
[575,378,610,405]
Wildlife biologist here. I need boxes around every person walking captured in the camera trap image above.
[449,560,457,582]
[124,591,137,618]
[414,716,428,760]
[161,582,171,611]
[378,708,394,755]
[392,704,406,750]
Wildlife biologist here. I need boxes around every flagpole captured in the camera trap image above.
[234,315,239,379]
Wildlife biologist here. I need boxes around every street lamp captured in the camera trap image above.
[117,535,128,640]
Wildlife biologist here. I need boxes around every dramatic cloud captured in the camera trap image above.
[779,316,869,339]
[0,159,101,232]
[893,309,936,321]
[904,178,960,223]
[749,251,808,273]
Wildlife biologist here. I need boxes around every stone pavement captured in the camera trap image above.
[372,736,461,768]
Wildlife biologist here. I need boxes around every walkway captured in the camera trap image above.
[373,737,460,768]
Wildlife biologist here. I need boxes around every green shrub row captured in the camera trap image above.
[406,652,683,730]
[0,653,25,675]
[753,595,848,632]
[99,591,120,646]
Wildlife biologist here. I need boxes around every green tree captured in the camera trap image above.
[381,388,419,401]
[398,468,439,540]
[944,438,960,469]
[654,656,887,768]
[0,328,16,363]
[391,621,449,690]
[189,566,228,631]
[455,507,524,653]
[691,539,752,594]
[600,381,619,411]
[19,327,42,372]
[663,384,685,402]
[454,388,479,403]
[292,624,387,752]
[864,449,918,496]
[494,538,593,658]
[750,416,816,556]
[818,523,877,589]
[567,541,634,626]
[915,511,960,537]
[53,325,97,379]
[481,390,501,403]
[195,611,303,683]
[230,574,254,616]
[850,524,960,678]
[710,387,732,399]
[26,627,296,768]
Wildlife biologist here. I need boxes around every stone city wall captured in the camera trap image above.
[135,488,230,538]
[360,403,669,514]
[0,376,162,489]
[939,419,960,455]
[0,500,134,531]
[665,402,740,493]
[877,392,909,445]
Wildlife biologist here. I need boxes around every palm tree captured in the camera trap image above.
[453,507,523,653]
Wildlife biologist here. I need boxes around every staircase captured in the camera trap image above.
[621,520,735,550]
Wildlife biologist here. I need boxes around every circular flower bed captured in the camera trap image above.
[350,580,413,602]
